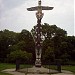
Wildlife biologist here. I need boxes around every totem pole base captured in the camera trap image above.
[35,59,41,67]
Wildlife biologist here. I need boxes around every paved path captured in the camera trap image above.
[19,66,58,74]
[2,68,74,75]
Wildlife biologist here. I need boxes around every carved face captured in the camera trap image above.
[38,0,41,6]
[36,12,44,19]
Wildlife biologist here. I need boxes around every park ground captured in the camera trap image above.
[0,63,75,75]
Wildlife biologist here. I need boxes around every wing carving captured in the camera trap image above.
[27,6,38,11]
[27,6,54,11]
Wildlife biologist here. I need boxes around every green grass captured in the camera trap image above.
[0,63,15,71]
[44,65,57,70]
[44,65,75,74]
[0,63,15,75]
[1,63,75,75]
[0,63,33,75]
[20,64,33,69]
[62,65,75,73]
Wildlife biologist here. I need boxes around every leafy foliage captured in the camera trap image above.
[42,46,55,63]
[8,50,32,61]
[0,24,75,65]
[31,23,75,64]
[0,29,18,62]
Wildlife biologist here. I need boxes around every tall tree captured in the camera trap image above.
[17,29,35,63]
[8,50,32,71]
[31,23,69,63]
[0,29,17,62]
[42,46,55,64]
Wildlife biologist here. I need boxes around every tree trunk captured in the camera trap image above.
[16,59,20,71]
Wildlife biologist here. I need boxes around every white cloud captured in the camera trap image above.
[42,0,74,36]
[0,0,74,36]
[0,0,37,32]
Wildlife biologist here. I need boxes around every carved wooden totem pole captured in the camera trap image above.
[27,0,53,67]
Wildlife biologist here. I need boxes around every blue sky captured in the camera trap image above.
[0,0,74,36]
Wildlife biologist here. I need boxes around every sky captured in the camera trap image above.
[0,0,74,36]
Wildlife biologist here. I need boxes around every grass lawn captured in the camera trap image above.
[0,63,32,75]
[0,63,15,75]
[44,65,75,74]
[0,63,75,75]
[62,65,75,73]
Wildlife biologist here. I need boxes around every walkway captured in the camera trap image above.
[2,67,74,75]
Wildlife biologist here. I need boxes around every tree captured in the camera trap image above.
[31,23,67,40]
[0,29,17,62]
[42,46,55,64]
[0,29,35,63]
[8,50,32,71]
[8,29,35,63]
[17,29,35,63]
[65,36,75,61]
[31,23,67,63]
